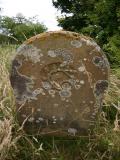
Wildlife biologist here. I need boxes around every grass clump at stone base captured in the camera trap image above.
[0,45,120,160]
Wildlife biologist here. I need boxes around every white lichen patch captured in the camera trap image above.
[53,121,56,124]
[33,88,44,95]
[60,117,64,121]
[82,107,91,116]
[68,128,77,136]
[71,40,82,48]
[37,108,41,112]
[63,52,73,63]
[83,58,87,61]
[38,117,44,121]
[53,103,59,107]
[87,40,97,47]
[52,116,56,119]
[80,38,101,52]
[54,48,73,65]
[68,79,76,86]
[42,81,52,90]
[78,66,85,72]
[28,117,34,122]
[34,88,45,96]
[52,116,57,124]
[89,45,101,55]
[74,109,78,113]
[81,38,97,46]
[102,55,110,67]
[66,99,69,102]
[92,112,96,116]
[36,120,40,123]
[76,79,79,83]
[95,45,101,52]
[80,80,85,85]
[90,101,94,104]
[17,44,43,63]
[48,50,56,57]
[48,89,55,95]
[65,78,84,90]
[59,89,72,98]
[62,82,72,90]
[82,100,86,104]
[75,84,81,89]
[51,94,55,98]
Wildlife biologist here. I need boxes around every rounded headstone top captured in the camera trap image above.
[10,31,110,136]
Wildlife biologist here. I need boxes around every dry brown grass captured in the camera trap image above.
[0,46,16,160]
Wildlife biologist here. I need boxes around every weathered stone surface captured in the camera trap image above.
[10,31,110,136]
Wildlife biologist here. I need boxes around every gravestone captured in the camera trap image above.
[10,31,109,136]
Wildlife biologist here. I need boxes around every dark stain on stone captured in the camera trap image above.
[12,59,22,68]
[94,80,108,96]
[93,56,107,68]
[69,120,81,130]
[23,121,44,133]
[10,59,34,103]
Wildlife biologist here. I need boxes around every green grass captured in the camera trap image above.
[0,45,120,160]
